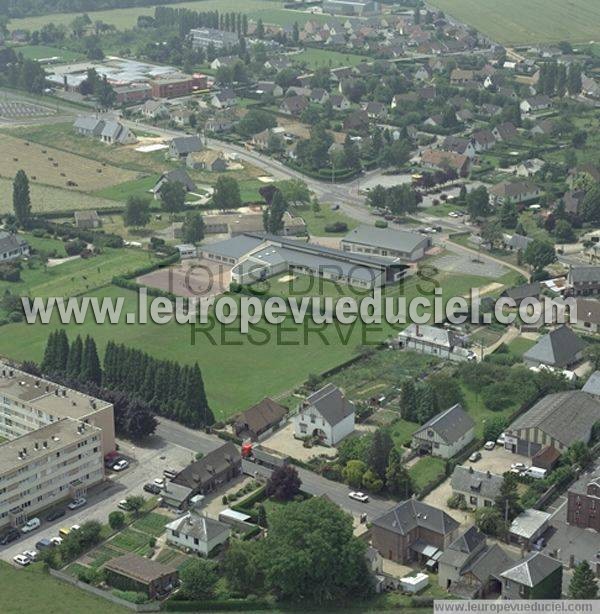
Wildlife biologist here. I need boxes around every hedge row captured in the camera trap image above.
[165,598,273,611]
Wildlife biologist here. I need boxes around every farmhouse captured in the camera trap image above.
[371,500,459,564]
[0,232,30,262]
[73,115,105,138]
[104,553,178,599]
[412,404,475,459]
[293,383,355,446]
[100,121,137,145]
[492,122,518,142]
[340,225,430,262]
[520,95,552,114]
[234,397,287,441]
[168,136,203,159]
[396,324,474,361]
[152,168,197,196]
[522,325,585,369]
[171,442,241,495]
[450,466,503,509]
[165,511,230,556]
[74,210,101,230]
[505,390,600,456]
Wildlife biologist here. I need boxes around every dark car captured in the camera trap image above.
[45,509,65,522]
[143,483,162,495]
[0,528,20,545]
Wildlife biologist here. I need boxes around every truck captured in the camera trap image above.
[524,466,547,480]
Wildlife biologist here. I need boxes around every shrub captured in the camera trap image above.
[0,262,21,282]
[374,220,388,228]
[65,239,87,256]
[108,511,125,531]
[324,222,348,233]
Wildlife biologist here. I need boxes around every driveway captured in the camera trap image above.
[422,477,473,531]
[466,446,530,475]
[259,422,338,463]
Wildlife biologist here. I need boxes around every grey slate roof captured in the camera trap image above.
[172,442,239,490]
[523,325,586,368]
[500,552,561,587]
[73,115,105,135]
[101,120,123,140]
[413,404,475,445]
[170,136,203,156]
[509,390,600,448]
[342,225,429,255]
[438,526,485,568]
[503,233,532,251]
[569,266,600,284]
[161,168,197,192]
[165,511,230,542]
[450,466,503,500]
[463,544,515,583]
[305,383,355,427]
[582,371,600,397]
[0,232,28,253]
[503,281,541,302]
[203,235,265,260]
[372,499,459,537]
[575,298,600,326]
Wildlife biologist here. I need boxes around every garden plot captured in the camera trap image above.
[0,100,56,119]
[0,134,140,191]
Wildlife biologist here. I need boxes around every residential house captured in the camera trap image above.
[73,115,105,137]
[141,100,169,119]
[396,323,474,361]
[568,163,600,188]
[531,118,556,137]
[567,471,600,532]
[572,298,600,334]
[343,110,370,133]
[421,149,472,177]
[414,65,432,81]
[292,383,355,446]
[255,81,283,98]
[567,266,600,296]
[456,109,474,123]
[233,397,287,441]
[165,511,230,556]
[171,442,241,495]
[211,89,236,109]
[492,122,518,142]
[98,123,135,146]
[502,233,532,252]
[104,553,178,599]
[440,137,476,159]
[152,168,197,196]
[251,128,272,151]
[371,500,460,564]
[480,103,502,117]
[450,466,503,509]
[170,107,193,127]
[0,232,30,262]
[500,281,542,306]
[209,55,238,71]
[412,404,475,459]
[515,158,544,177]
[450,68,476,85]
[522,325,585,369]
[168,136,203,159]
[330,94,351,110]
[74,210,101,230]
[279,95,309,116]
[505,390,600,456]
[489,180,540,205]
[205,114,236,133]
[563,189,586,216]
[500,552,562,599]
[186,150,228,172]
[520,95,552,114]
[471,130,496,152]
[309,88,330,105]
[363,101,387,119]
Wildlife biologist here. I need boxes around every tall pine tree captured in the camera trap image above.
[81,336,102,386]
[66,335,83,381]
[13,170,31,227]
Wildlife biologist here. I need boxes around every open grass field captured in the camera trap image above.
[0,133,141,192]
[92,174,159,201]
[8,0,327,32]
[0,177,118,215]
[0,561,127,614]
[10,45,84,62]
[291,204,358,236]
[291,48,367,70]
[408,456,446,493]
[429,0,600,45]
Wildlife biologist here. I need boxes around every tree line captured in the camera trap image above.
[153,6,248,38]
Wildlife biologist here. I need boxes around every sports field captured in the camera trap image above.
[430,0,600,44]
[8,0,326,32]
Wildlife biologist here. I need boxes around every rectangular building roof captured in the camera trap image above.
[342,225,429,255]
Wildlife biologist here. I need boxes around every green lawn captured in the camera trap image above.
[460,384,518,439]
[408,456,446,493]
[506,336,536,360]
[131,512,170,537]
[92,175,159,202]
[386,418,420,450]
[10,45,84,62]
[291,203,358,237]
[0,561,128,614]
[292,48,367,70]
[430,0,600,44]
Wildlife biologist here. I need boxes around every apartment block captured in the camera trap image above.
[0,418,104,528]
[0,363,115,457]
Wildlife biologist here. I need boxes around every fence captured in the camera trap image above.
[48,569,161,612]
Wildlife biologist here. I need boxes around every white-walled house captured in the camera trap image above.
[412,404,475,459]
[293,383,355,446]
[165,511,230,556]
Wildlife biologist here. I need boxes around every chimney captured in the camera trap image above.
[486,470,491,478]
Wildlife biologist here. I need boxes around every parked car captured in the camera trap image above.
[348,491,369,503]
[45,509,65,522]
[144,483,162,495]
[153,477,166,488]
[525,467,547,480]
[21,518,41,534]
[71,524,81,532]
[23,550,38,562]
[35,538,54,550]
[117,500,130,511]
[533,537,546,551]
[496,433,506,446]
[50,536,63,546]
[13,554,30,566]
[469,452,482,462]
[0,528,20,545]
[67,497,86,510]
[112,459,129,472]
[163,468,178,480]
[484,441,495,450]
[59,527,71,538]
[510,462,527,471]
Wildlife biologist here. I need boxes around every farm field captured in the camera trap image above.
[8,0,326,32]
[429,0,600,44]
[0,134,141,192]
[291,48,367,70]
[0,177,117,215]
[0,561,127,614]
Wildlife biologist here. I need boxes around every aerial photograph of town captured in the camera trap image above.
[2,0,600,612]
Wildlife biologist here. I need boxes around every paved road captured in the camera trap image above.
[154,417,222,457]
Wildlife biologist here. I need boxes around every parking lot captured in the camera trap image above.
[468,445,531,475]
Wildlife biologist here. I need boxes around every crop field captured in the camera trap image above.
[0,177,117,215]
[0,134,141,192]
[8,0,326,32]
[430,0,600,45]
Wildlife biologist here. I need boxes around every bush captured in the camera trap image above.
[108,511,125,531]
[374,220,388,228]
[324,222,348,233]
[0,262,21,282]
[65,239,87,256]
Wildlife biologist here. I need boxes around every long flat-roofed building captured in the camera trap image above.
[0,363,115,456]
[0,418,104,528]
[341,225,431,262]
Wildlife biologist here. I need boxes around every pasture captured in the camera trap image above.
[8,0,326,32]
[0,134,141,192]
[430,0,600,45]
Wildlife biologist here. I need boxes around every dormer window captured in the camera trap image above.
[427,429,434,438]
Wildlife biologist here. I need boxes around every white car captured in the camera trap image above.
[448,211,459,218]
[50,536,63,546]
[469,452,482,462]
[153,477,166,488]
[23,550,38,562]
[13,554,31,566]
[21,518,41,533]
[67,497,86,510]
[496,433,506,446]
[117,500,130,511]
[70,524,81,532]
[511,462,527,471]
[484,441,496,450]
[112,459,129,472]
[348,491,369,503]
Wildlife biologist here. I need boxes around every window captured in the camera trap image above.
[470,496,477,505]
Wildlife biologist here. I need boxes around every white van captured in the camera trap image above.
[525,466,547,480]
